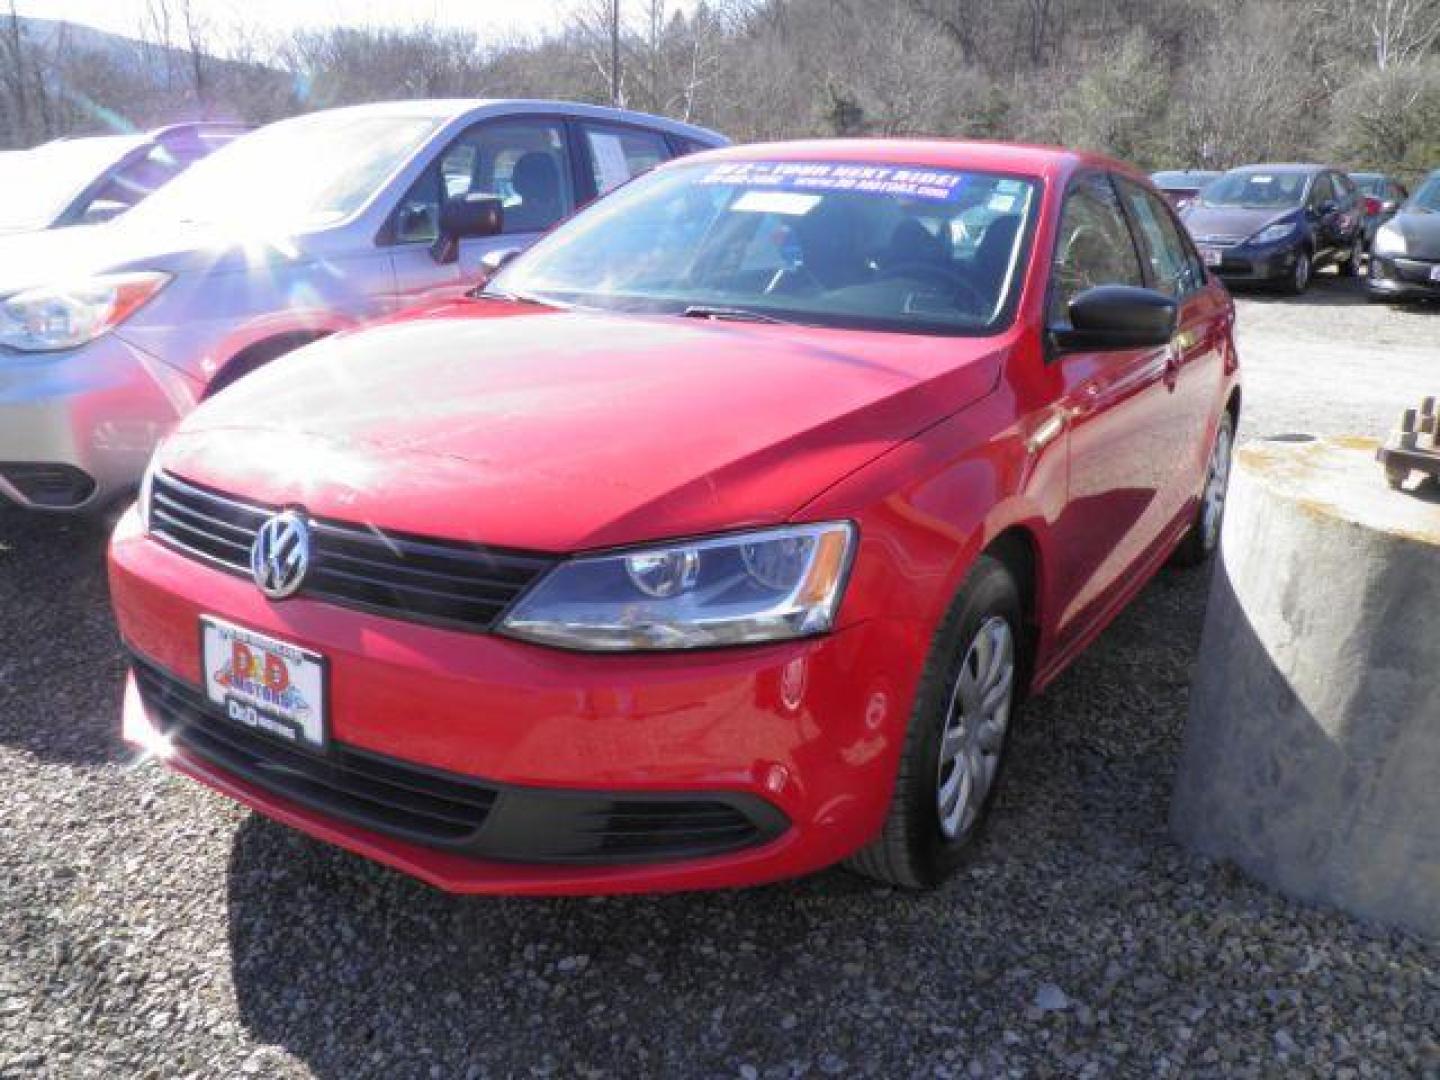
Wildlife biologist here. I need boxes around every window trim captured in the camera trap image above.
[1112,173,1209,300]
[375,112,583,248]
[1042,169,1150,359]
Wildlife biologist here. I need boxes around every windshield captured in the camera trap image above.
[494,160,1039,335]
[1352,175,1384,197]
[0,137,138,232]
[1201,170,1309,210]
[129,113,440,231]
[1410,176,1440,213]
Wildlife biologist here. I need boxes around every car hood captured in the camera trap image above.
[1387,210,1440,260]
[0,216,318,295]
[159,305,1006,552]
[1183,205,1299,242]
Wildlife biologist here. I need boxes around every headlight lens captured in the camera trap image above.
[1373,226,1406,257]
[1249,222,1297,245]
[0,271,171,352]
[499,522,856,651]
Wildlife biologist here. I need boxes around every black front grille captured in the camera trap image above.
[132,657,789,865]
[149,470,555,631]
[133,656,498,847]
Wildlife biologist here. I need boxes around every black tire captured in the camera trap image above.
[1172,409,1235,567]
[846,555,1023,889]
[1281,249,1311,295]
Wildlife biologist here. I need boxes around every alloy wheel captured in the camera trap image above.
[935,615,1015,841]
[1293,252,1311,292]
[1201,418,1234,550]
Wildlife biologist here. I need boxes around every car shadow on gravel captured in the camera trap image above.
[0,507,128,766]
[1227,272,1369,307]
[222,564,1277,1079]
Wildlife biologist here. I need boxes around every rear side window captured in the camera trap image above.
[1049,174,1145,325]
[1308,173,1335,209]
[1115,178,1203,298]
[581,124,671,196]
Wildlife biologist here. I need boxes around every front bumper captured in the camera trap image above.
[110,509,924,894]
[0,335,201,511]
[1202,243,1301,283]
[1367,255,1440,300]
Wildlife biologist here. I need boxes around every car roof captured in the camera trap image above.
[287,98,725,144]
[1152,170,1220,183]
[1227,163,1328,175]
[681,138,1144,184]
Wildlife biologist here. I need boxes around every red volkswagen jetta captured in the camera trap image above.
[110,141,1239,894]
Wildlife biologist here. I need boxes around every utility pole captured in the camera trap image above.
[610,0,622,107]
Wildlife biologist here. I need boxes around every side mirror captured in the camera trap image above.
[80,200,128,225]
[431,194,503,265]
[475,247,522,289]
[1050,285,1177,353]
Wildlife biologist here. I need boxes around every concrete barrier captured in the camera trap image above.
[1171,435,1440,937]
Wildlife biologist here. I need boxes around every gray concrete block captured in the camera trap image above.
[1171,435,1440,937]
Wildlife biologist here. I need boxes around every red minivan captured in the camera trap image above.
[109,141,1239,894]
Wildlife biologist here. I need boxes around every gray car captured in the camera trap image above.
[0,99,725,512]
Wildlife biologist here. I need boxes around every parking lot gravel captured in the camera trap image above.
[1,275,1437,1079]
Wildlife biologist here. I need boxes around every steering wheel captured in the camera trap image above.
[879,261,990,315]
[763,263,824,296]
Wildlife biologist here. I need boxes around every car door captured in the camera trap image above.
[385,117,579,308]
[1115,176,1231,526]
[1305,172,1343,262]
[1043,173,1192,654]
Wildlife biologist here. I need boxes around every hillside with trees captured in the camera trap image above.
[4,0,1439,180]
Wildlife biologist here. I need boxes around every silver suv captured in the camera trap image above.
[0,99,725,512]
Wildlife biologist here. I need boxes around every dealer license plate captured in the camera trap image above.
[202,617,327,752]
[1430,265,1440,283]
[1201,247,1223,268]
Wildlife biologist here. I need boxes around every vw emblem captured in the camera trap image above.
[250,510,311,600]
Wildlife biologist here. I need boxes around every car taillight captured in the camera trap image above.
[1364,196,1382,217]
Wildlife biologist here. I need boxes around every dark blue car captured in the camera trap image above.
[1181,164,1366,294]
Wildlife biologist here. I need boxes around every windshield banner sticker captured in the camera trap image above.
[701,161,969,203]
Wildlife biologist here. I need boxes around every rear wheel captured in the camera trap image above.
[1172,409,1235,567]
[846,556,1022,889]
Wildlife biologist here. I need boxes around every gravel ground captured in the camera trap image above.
[1,275,1437,1079]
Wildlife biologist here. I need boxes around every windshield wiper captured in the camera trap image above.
[470,287,568,309]
[681,304,790,325]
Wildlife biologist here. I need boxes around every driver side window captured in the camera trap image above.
[1049,175,1144,325]
[390,119,575,244]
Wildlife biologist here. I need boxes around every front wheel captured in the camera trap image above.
[846,556,1022,889]
[1171,410,1235,567]
[1282,250,1312,295]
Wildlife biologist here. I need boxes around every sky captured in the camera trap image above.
[14,0,583,47]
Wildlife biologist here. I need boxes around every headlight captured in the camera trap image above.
[1248,222,1297,245]
[0,271,171,352]
[499,522,856,651]
[1373,226,1406,257]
